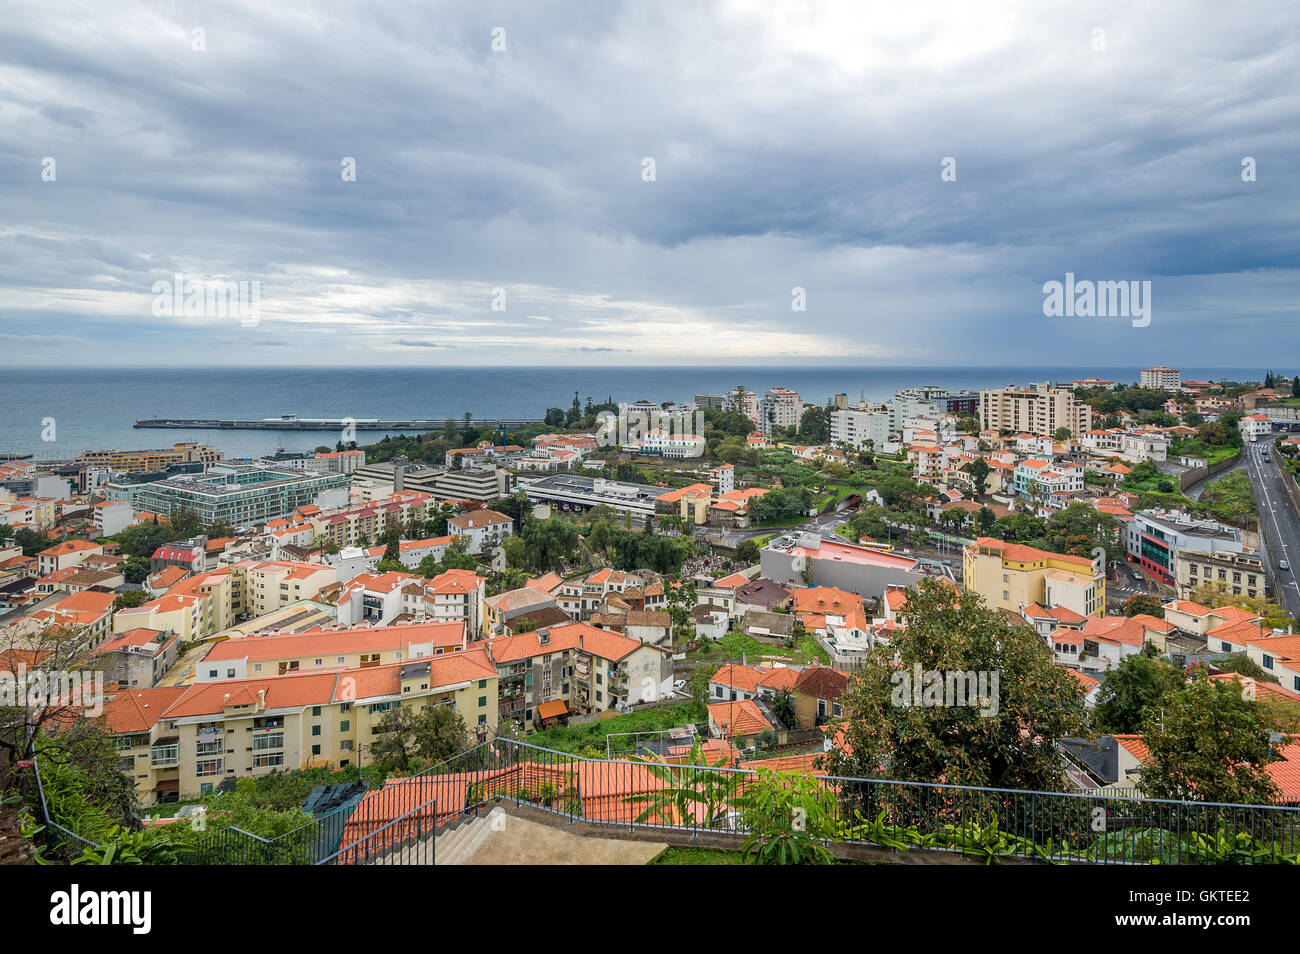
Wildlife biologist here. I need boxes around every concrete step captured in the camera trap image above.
[439,808,505,865]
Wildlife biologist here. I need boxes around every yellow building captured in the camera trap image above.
[962,536,1105,618]
[142,649,497,799]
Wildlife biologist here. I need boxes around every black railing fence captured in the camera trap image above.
[31,740,1300,865]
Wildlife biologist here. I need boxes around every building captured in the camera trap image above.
[518,473,662,522]
[92,627,180,689]
[108,464,351,527]
[1175,548,1266,601]
[830,406,893,450]
[962,537,1105,618]
[75,443,224,475]
[759,387,803,435]
[1127,510,1246,586]
[447,508,514,554]
[979,383,1092,438]
[37,540,104,576]
[154,650,498,799]
[1139,367,1181,391]
[195,620,468,682]
[760,532,939,601]
[488,622,673,731]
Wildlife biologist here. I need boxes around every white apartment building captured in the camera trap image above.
[830,407,892,450]
[1139,367,1181,391]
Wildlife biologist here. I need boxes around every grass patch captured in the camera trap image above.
[651,846,749,865]
[526,703,704,755]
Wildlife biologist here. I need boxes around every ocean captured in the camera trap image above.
[0,365,1256,461]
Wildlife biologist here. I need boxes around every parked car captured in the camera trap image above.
[1280,561,1290,571]
[672,679,686,693]
[1130,570,1143,582]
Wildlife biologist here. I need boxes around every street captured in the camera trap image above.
[1241,437,1300,618]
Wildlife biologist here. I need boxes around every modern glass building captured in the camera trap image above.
[106,465,350,527]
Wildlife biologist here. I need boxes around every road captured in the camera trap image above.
[1241,437,1300,618]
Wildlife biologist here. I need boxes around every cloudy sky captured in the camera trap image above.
[1,0,1296,367]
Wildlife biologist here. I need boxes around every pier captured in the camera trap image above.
[134,414,544,432]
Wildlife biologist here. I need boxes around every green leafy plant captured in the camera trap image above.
[734,769,836,865]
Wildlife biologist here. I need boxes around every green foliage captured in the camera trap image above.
[368,704,471,773]
[113,590,149,609]
[1122,593,1165,618]
[1138,673,1300,804]
[823,578,1088,790]
[74,827,190,865]
[736,769,837,865]
[625,739,742,828]
[1198,471,1257,528]
[1092,654,1185,734]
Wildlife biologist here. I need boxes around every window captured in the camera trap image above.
[312,706,321,716]
[478,696,487,708]
[478,679,487,689]
[311,724,321,736]
[253,663,263,673]
[208,669,217,678]
[1263,654,1274,670]
[311,745,321,756]
[226,669,235,678]
[340,720,350,732]
[196,758,223,777]
[253,753,284,768]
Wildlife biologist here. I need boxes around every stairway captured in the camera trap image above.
[434,807,503,865]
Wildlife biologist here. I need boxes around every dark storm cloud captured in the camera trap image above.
[0,0,1296,366]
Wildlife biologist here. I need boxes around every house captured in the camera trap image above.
[37,539,104,577]
[92,627,180,689]
[706,698,773,744]
[448,508,514,554]
[792,665,850,728]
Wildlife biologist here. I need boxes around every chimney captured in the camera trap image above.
[579,632,584,651]
[257,688,267,710]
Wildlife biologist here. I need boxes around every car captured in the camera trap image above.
[672,679,687,693]
[1281,561,1290,571]
[1130,571,1143,583]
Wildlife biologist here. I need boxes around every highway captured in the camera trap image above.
[1241,437,1300,619]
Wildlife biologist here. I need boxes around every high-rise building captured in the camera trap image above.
[1139,367,1181,391]
[979,382,1092,438]
[759,387,803,435]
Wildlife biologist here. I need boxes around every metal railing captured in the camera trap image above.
[31,740,1300,865]
[394,739,1300,865]
[31,758,98,863]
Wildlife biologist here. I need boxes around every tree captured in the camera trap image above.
[368,705,469,772]
[975,506,998,536]
[1138,673,1299,804]
[1043,503,1120,562]
[544,407,565,427]
[735,539,760,564]
[169,504,202,540]
[798,406,830,443]
[1092,654,1185,734]
[822,579,1087,790]
[768,689,796,729]
[1292,376,1300,399]
[1053,426,1072,442]
[968,458,990,500]
[1123,593,1165,618]
[113,590,149,610]
[0,624,97,766]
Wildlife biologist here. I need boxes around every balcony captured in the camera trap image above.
[150,743,180,768]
